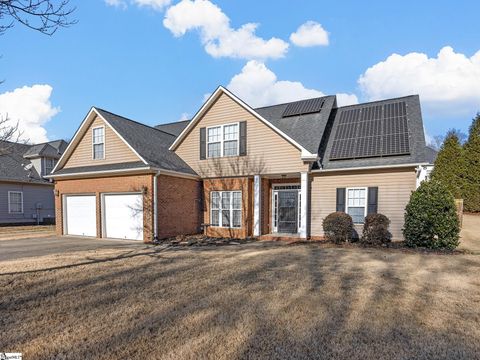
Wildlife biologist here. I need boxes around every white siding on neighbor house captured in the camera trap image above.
[0,182,55,224]
[310,168,417,240]
[175,93,309,177]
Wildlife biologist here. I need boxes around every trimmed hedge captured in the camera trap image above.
[322,212,353,243]
[403,180,460,250]
[361,213,392,245]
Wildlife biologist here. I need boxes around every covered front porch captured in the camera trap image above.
[254,172,309,240]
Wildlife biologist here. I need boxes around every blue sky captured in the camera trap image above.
[1,0,479,144]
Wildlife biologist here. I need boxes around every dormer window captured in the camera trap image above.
[44,158,55,175]
[92,127,105,160]
[207,123,239,158]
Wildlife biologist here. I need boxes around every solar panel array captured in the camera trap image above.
[282,98,325,117]
[329,101,410,160]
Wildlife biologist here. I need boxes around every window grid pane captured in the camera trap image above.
[208,127,221,142]
[93,144,104,159]
[223,124,238,141]
[207,142,221,158]
[223,140,238,156]
[232,210,241,228]
[347,188,366,224]
[222,210,230,227]
[9,192,22,213]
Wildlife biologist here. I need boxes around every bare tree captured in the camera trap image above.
[0,0,76,35]
[0,114,23,154]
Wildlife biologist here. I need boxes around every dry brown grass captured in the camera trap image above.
[0,225,55,240]
[1,242,479,359]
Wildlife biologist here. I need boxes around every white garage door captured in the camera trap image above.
[65,195,96,237]
[103,194,143,241]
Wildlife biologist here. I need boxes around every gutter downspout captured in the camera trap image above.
[153,171,160,242]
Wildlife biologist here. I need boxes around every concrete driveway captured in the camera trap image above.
[0,236,147,262]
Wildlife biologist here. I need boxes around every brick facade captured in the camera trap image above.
[55,173,202,243]
[157,175,202,239]
[55,174,154,241]
[203,177,253,238]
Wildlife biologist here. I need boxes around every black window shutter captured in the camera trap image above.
[368,187,378,214]
[239,121,247,156]
[200,127,206,160]
[336,188,346,212]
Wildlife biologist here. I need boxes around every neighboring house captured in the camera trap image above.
[0,139,68,225]
[48,86,436,242]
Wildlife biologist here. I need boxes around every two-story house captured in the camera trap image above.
[48,86,436,242]
[0,139,68,225]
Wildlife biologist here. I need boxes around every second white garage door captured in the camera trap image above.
[103,193,143,241]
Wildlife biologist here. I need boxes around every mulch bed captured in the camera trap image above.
[157,234,257,247]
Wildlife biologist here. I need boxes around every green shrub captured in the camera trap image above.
[361,213,392,245]
[322,212,353,243]
[403,180,460,249]
[463,113,480,212]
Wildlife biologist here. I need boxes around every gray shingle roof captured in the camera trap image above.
[95,108,197,175]
[0,140,66,184]
[155,120,191,136]
[319,95,430,170]
[255,96,337,154]
[23,140,68,159]
[424,146,438,164]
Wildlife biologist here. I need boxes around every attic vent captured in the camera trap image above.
[282,98,325,117]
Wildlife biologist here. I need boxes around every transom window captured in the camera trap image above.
[346,188,367,224]
[211,191,241,228]
[8,191,23,214]
[92,127,105,160]
[207,123,239,158]
[44,158,56,175]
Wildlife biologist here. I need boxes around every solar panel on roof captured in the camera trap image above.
[282,98,325,117]
[329,101,410,160]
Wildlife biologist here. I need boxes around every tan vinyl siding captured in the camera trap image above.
[63,116,140,168]
[175,93,308,177]
[310,168,417,240]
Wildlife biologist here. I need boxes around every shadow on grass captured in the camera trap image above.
[1,243,479,359]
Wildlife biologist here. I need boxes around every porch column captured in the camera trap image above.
[253,175,261,237]
[299,172,309,239]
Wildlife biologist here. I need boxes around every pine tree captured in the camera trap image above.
[430,130,465,198]
[463,113,480,212]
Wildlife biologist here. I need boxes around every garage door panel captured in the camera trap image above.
[104,194,143,241]
[65,195,96,237]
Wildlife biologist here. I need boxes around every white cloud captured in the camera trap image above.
[163,0,289,60]
[104,0,170,10]
[133,0,171,10]
[290,21,329,47]
[358,46,480,117]
[178,112,189,121]
[227,60,358,108]
[0,85,59,143]
[104,0,127,9]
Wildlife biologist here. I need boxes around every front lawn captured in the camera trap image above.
[1,242,479,359]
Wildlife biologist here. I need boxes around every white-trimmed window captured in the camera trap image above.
[44,158,56,175]
[346,187,367,224]
[211,191,241,228]
[92,127,105,160]
[8,191,23,214]
[207,123,239,158]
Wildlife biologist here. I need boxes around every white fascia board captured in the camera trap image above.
[312,163,428,173]
[46,167,153,179]
[151,168,200,180]
[169,86,313,156]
